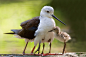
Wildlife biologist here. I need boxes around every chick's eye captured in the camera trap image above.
[53,29,55,30]
[65,36,67,37]
[47,11,49,13]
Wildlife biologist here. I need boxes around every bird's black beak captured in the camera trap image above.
[52,15,66,25]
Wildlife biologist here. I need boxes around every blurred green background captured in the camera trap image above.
[0,0,86,54]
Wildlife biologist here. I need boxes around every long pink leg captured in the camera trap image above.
[31,46,35,54]
[23,41,28,54]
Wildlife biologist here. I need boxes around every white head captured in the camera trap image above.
[40,6,66,25]
[40,6,54,18]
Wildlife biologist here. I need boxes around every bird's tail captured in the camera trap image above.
[4,32,15,34]
[4,29,21,34]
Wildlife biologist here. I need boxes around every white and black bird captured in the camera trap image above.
[50,26,71,54]
[32,6,66,54]
[4,6,66,55]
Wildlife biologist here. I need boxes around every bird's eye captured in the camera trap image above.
[53,29,55,30]
[65,36,67,37]
[47,11,49,13]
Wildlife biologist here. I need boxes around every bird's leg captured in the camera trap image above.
[23,41,28,55]
[41,43,45,54]
[43,43,51,56]
[34,41,41,54]
[38,41,41,54]
[49,42,51,53]
[62,40,66,54]
[31,46,35,54]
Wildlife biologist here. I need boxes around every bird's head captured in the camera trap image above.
[40,6,54,18]
[40,6,66,25]
[49,26,61,34]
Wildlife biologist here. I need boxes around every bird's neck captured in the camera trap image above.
[55,31,60,36]
[39,15,52,20]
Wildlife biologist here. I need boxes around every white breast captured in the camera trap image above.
[38,17,56,32]
[34,16,56,46]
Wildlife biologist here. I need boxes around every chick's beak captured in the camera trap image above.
[48,30,53,32]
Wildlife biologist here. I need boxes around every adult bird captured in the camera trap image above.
[32,6,66,54]
[4,6,66,55]
[50,26,71,54]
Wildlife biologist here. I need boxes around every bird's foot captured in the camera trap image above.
[23,53,63,56]
[42,53,63,56]
[34,47,40,54]
[23,52,36,55]
[23,52,25,55]
[31,52,34,54]
[30,53,42,56]
[41,52,44,54]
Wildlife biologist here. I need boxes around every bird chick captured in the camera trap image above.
[51,26,71,42]
[51,26,71,54]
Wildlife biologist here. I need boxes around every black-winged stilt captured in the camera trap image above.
[32,6,66,54]
[4,6,66,55]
